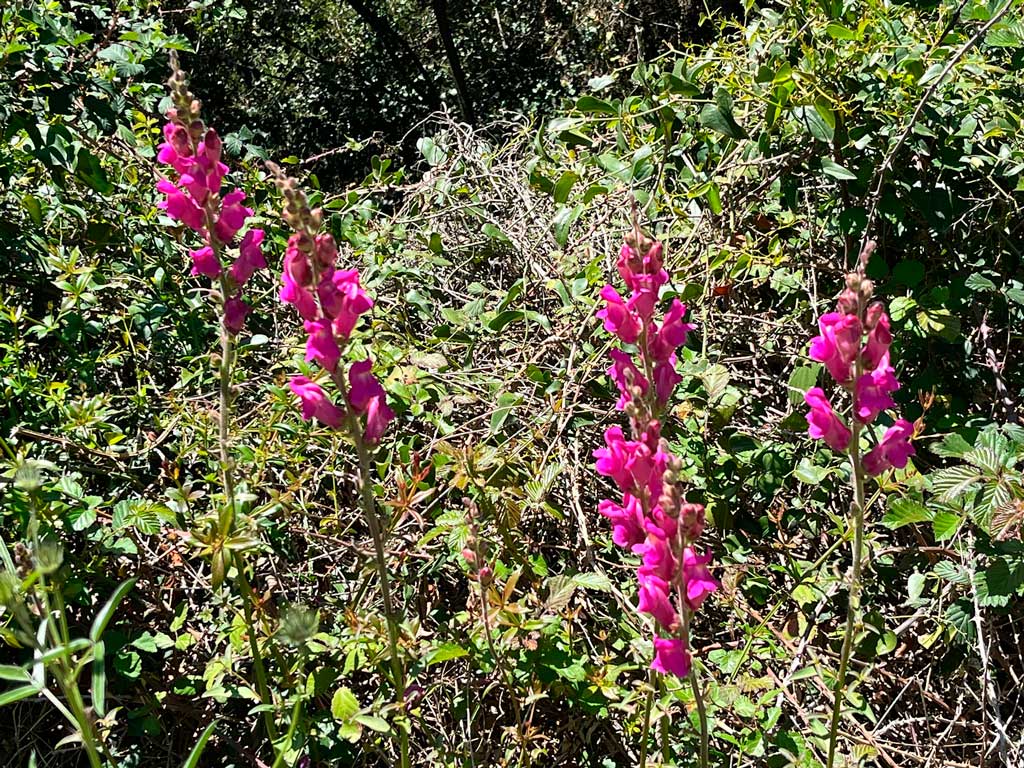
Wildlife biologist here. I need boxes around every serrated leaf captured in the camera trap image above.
[931,465,982,501]
[572,572,612,592]
[544,575,576,612]
[787,365,819,406]
[932,511,962,541]
[933,433,973,458]
[882,498,932,528]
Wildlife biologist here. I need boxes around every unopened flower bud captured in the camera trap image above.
[461,547,476,564]
[837,288,859,315]
[477,566,493,585]
[34,539,64,575]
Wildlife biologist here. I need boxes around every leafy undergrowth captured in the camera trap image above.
[2,0,1024,766]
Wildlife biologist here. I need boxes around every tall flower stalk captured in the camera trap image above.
[155,53,278,746]
[802,244,916,768]
[593,213,718,767]
[266,163,407,768]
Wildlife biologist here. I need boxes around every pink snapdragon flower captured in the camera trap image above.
[289,376,344,428]
[809,312,862,384]
[229,229,267,287]
[853,354,899,423]
[863,419,916,475]
[304,318,341,372]
[652,636,690,677]
[595,229,715,680]
[348,359,395,444]
[804,387,852,451]
[223,297,251,335]
[269,163,396,446]
[156,74,265,336]
[597,284,641,344]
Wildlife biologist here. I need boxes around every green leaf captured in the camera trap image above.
[791,105,834,142]
[332,687,360,721]
[915,308,961,341]
[0,685,41,708]
[906,572,927,603]
[181,721,217,768]
[92,640,106,716]
[425,643,469,666]
[793,458,830,485]
[0,665,30,683]
[552,171,578,204]
[481,222,510,244]
[571,571,612,592]
[699,90,747,140]
[965,273,997,292]
[825,22,860,40]
[487,310,524,332]
[933,433,973,458]
[90,578,136,642]
[354,714,390,733]
[416,137,446,166]
[882,498,932,529]
[575,95,616,114]
[820,158,856,180]
[787,365,819,405]
[932,511,962,541]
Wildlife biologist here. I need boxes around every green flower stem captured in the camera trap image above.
[269,695,304,768]
[236,563,279,744]
[689,665,710,768]
[638,670,655,768]
[827,419,867,768]
[334,370,410,768]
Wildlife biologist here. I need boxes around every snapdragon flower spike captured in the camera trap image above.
[593,225,716,679]
[268,164,394,445]
[156,53,264,335]
[804,267,915,476]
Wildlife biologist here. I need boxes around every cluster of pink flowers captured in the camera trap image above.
[156,57,265,334]
[268,165,394,444]
[804,272,915,474]
[594,231,717,678]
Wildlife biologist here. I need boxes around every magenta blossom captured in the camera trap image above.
[596,284,641,344]
[649,300,694,360]
[598,496,646,550]
[304,318,341,372]
[348,359,395,443]
[809,312,862,384]
[229,229,267,287]
[863,419,916,476]
[156,179,205,232]
[651,636,690,677]
[281,274,319,321]
[682,547,718,610]
[854,355,899,423]
[190,246,221,278]
[214,189,251,244]
[289,376,344,428]
[319,269,373,340]
[862,304,892,370]
[607,349,649,410]
[804,387,852,451]
[223,297,250,335]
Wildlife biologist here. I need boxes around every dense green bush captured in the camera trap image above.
[1,0,1023,765]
